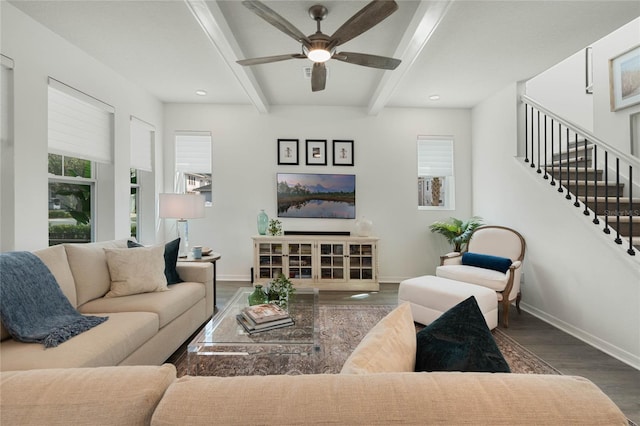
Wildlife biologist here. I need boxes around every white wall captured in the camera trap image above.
[163,104,472,282]
[526,48,594,131]
[0,3,164,250]
[473,83,640,369]
[593,18,640,156]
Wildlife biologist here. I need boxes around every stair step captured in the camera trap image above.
[551,156,591,167]
[582,196,640,215]
[552,145,593,162]
[565,139,590,150]
[546,167,603,181]
[603,217,640,236]
[557,181,624,197]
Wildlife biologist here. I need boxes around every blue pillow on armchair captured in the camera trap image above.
[461,252,512,273]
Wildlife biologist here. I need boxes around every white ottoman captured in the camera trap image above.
[398,275,498,329]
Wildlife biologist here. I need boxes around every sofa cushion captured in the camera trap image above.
[1,364,176,426]
[104,245,168,298]
[65,239,129,305]
[33,244,78,306]
[415,296,510,373]
[128,238,184,285]
[462,252,512,273]
[79,282,205,328]
[1,245,80,343]
[0,312,158,371]
[436,264,508,291]
[340,302,416,374]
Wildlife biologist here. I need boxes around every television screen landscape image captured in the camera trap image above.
[277,173,356,219]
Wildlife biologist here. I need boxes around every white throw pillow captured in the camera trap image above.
[340,302,416,374]
[104,245,168,298]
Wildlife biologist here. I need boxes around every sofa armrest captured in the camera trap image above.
[440,252,462,266]
[510,260,522,269]
[176,263,214,318]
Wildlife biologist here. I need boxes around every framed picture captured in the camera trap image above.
[305,139,327,165]
[277,173,355,218]
[609,45,640,111]
[333,140,354,166]
[277,139,299,165]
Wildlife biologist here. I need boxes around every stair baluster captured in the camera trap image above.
[566,128,572,200]
[550,118,556,186]
[543,116,549,180]
[628,166,636,256]
[615,159,622,245]
[525,104,530,164]
[593,146,599,225]
[583,138,590,216]
[604,151,611,235]
[557,121,563,193]
[537,111,542,174]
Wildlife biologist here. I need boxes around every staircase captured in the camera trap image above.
[522,95,639,255]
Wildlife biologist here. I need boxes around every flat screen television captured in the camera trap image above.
[277,173,356,219]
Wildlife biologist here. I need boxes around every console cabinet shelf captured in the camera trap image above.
[252,235,379,291]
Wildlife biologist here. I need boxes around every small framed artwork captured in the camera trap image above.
[333,140,354,166]
[609,45,640,111]
[305,139,327,165]
[278,139,299,165]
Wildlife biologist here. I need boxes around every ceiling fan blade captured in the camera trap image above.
[242,1,310,47]
[311,63,327,92]
[329,0,398,47]
[333,52,401,70]
[237,54,305,66]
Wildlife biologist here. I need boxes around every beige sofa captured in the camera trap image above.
[0,364,629,425]
[0,239,213,371]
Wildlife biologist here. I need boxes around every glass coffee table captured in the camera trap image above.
[187,287,320,376]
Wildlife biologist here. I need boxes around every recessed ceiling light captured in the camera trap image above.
[429,94,440,101]
[195,90,207,96]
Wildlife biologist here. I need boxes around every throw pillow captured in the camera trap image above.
[415,296,510,373]
[104,245,168,298]
[340,302,416,374]
[461,252,512,273]
[128,238,183,284]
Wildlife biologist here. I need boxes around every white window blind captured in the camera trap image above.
[176,132,212,173]
[417,137,454,177]
[130,116,154,172]
[48,78,114,164]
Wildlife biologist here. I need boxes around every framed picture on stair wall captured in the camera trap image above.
[609,44,640,111]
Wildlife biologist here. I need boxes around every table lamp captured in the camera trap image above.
[159,193,205,258]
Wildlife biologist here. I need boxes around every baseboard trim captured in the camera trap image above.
[520,302,640,371]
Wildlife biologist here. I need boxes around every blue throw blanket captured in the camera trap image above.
[0,251,107,348]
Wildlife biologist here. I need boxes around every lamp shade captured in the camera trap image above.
[159,193,205,219]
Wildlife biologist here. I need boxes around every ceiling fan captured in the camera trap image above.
[236,0,402,92]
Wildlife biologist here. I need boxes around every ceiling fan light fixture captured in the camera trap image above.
[307,48,331,63]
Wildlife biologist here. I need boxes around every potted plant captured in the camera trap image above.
[268,219,283,236]
[266,273,296,308]
[429,216,484,252]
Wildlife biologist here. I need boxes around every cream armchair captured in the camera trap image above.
[435,225,526,327]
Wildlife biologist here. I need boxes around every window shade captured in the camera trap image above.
[417,137,453,177]
[176,132,212,173]
[48,78,114,164]
[130,116,154,172]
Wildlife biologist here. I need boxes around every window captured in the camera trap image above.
[47,154,94,245]
[47,78,113,245]
[175,132,212,205]
[417,136,455,210]
[130,117,154,240]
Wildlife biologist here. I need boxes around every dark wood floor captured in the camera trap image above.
[214,281,640,423]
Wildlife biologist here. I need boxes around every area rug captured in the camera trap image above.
[170,304,560,377]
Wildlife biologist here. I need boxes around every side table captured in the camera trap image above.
[178,252,221,310]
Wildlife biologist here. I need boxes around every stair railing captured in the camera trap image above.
[522,94,639,256]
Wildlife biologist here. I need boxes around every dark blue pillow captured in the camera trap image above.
[461,252,512,273]
[415,296,510,373]
[128,238,183,285]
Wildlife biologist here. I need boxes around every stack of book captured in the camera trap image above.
[236,303,294,334]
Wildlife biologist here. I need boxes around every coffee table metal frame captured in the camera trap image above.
[187,287,320,376]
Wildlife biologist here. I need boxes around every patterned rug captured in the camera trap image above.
[170,304,560,377]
